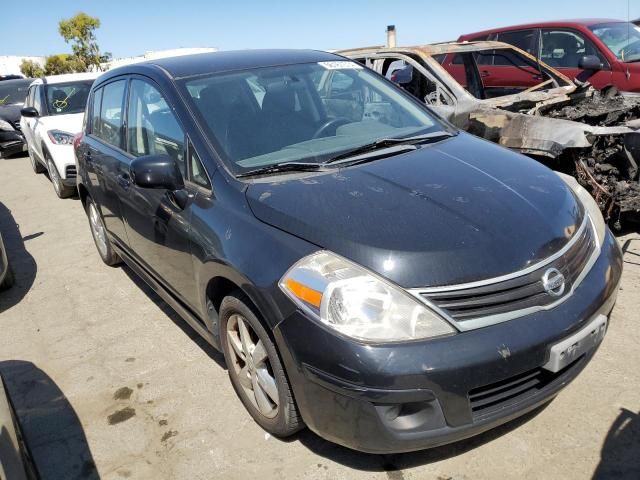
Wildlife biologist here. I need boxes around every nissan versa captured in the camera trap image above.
[75,50,623,453]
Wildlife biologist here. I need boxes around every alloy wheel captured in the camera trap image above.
[226,313,279,418]
[89,203,108,258]
[47,159,61,196]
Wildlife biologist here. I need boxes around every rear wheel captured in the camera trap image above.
[86,197,121,266]
[28,147,45,173]
[46,156,74,199]
[220,293,303,437]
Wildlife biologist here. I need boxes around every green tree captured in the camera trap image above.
[19,59,45,78]
[44,54,85,75]
[58,13,111,71]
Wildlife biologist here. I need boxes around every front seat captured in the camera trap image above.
[260,81,316,151]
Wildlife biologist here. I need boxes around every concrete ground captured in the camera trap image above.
[0,153,638,480]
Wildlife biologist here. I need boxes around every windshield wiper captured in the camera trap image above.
[236,161,329,178]
[324,131,456,165]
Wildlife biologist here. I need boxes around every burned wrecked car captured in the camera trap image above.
[339,41,640,224]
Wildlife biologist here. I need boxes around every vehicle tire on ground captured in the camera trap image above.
[85,197,121,266]
[46,155,74,198]
[220,292,303,437]
[28,147,45,174]
[0,264,15,290]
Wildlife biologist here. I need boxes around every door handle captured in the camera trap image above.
[480,71,490,78]
[532,74,543,80]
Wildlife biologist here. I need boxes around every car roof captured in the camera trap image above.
[106,49,345,80]
[340,40,520,57]
[30,72,100,86]
[0,78,33,87]
[460,18,626,38]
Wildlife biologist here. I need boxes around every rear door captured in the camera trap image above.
[478,29,543,94]
[83,78,131,248]
[120,76,199,308]
[539,28,612,88]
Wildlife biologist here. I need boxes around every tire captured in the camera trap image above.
[28,147,45,174]
[220,292,303,437]
[0,264,15,290]
[85,197,121,266]
[46,155,75,199]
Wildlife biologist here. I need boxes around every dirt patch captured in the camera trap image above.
[107,407,136,425]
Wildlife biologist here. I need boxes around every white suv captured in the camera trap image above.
[21,72,98,198]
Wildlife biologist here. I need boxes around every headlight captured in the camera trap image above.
[47,129,74,145]
[0,119,14,131]
[556,172,606,246]
[280,251,455,342]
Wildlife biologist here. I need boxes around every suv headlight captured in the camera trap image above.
[280,251,455,342]
[47,129,74,145]
[0,119,14,131]
[556,172,606,246]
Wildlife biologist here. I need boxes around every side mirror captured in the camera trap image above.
[130,154,184,191]
[578,55,603,71]
[391,66,413,85]
[21,106,39,118]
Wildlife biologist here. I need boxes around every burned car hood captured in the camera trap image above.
[246,133,583,288]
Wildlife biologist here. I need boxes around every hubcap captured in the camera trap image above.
[48,159,61,195]
[89,203,108,258]
[226,314,279,418]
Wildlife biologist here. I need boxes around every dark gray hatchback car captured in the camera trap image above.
[75,50,623,453]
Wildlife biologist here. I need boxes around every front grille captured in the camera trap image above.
[65,165,77,178]
[420,218,596,324]
[468,356,584,418]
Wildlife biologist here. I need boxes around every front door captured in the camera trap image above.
[120,77,197,308]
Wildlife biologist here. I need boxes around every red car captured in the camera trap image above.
[454,19,640,92]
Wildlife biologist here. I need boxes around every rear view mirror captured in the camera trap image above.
[391,66,413,85]
[20,106,39,118]
[578,55,602,71]
[131,154,184,191]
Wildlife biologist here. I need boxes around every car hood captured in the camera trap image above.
[35,113,84,135]
[246,132,583,288]
[0,105,22,124]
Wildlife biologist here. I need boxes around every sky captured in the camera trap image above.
[2,0,640,59]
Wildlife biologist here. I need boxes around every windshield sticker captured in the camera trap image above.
[318,61,363,70]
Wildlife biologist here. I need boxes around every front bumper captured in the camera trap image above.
[274,229,623,453]
[47,144,77,183]
[0,131,26,158]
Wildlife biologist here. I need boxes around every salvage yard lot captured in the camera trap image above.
[0,153,639,479]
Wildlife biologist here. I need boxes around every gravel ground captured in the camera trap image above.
[0,153,639,480]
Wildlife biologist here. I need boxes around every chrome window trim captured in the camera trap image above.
[409,215,600,331]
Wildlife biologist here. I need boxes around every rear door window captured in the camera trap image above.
[127,79,186,176]
[496,29,539,58]
[95,80,126,148]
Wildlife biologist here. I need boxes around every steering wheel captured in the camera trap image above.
[312,117,351,139]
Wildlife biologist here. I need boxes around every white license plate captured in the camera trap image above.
[543,314,607,373]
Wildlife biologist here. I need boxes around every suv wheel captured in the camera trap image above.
[86,197,121,266]
[29,148,45,174]
[46,156,74,199]
[220,293,303,437]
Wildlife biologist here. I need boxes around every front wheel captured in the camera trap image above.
[220,293,303,437]
[86,197,121,266]
[46,156,75,199]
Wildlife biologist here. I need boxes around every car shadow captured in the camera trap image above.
[592,408,640,479]
[286,400,552,471]
[0,360,99,479]
[0,201,38,315]
[119,264,226,368]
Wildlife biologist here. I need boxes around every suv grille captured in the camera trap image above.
[468,356,585,418]
[420,218,596,324]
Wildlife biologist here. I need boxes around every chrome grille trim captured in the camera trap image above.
[409,215,601,331]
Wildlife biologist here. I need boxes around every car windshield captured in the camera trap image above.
[181,60,444,174]
[0,80,31,106]
[590,22,640,62]
[45,81,94,115]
